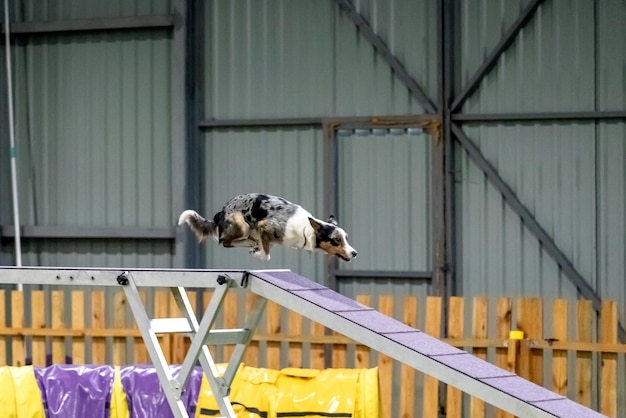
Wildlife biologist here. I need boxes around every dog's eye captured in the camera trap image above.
[330,238,341,246]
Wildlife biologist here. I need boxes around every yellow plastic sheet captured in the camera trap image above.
[196,364,379,418]
[0,366,45,418]
[110,366,130,418]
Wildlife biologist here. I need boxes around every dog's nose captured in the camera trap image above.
[351,250,358,258]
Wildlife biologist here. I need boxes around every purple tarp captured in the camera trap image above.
[32,364,203,418]
[120,365,203,418]
[34,365,114,418]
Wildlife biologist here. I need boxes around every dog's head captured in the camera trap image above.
[308,216,357,262]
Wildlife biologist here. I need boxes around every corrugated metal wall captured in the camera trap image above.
[203,0,433,119]
[455,0,626,328]
[0,1,174,268]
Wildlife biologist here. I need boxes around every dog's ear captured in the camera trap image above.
[327,215,338,226]
[308,217,323,232]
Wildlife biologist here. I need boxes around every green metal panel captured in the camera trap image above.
[455,123,596,300]
[460,0,595,113]
[337,131,431,272]
[203,0,432,119]
[2,29,174,267]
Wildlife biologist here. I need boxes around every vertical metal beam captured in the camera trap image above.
[171,0,188,268]
[450,123,626,342]
[450,0,547,113]
[442,0,457,299]
[335,0,437,114]
[322,122,338,369]
[173,0,203,268]
[431,0,448,298]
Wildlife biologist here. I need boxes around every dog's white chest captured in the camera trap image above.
[282,207,315,250]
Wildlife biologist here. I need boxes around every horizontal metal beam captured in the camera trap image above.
[450,0,546,113]
[451,123,626,342]
[453,110,626,122]
[1,15,174,35]
[1,225,176,240]
[200,115,434,130]
[199,117,323,129]
[335,0,437,114]
[0,266,252,288]
[334,269,431,280]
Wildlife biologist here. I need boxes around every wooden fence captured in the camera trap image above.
[0,289,623,417]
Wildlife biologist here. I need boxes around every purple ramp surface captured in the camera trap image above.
[121,365,202,418]
[34,364,114,418]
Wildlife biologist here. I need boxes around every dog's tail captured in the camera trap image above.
[178,210,218,242]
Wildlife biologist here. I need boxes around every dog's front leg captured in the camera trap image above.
[249,247,271,261]
[249,237,271,261]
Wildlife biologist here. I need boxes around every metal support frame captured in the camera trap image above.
[0,266,602,418]
[0,267,264,418]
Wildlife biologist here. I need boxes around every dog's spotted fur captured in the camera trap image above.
[178,193,357,262]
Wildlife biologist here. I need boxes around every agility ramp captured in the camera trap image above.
[0,267,605,418]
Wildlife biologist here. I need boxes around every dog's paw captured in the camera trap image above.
[250,248,270,261]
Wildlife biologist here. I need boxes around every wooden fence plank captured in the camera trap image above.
[155,290,172,363]
[600,301,617,417]
[422,297,442,418]
[223,292,238,361]
[113,291,127,365]
[92,291,106,364]
[31,291,46,366]
[133,289,148,364]
[551,299,568,396]
[354,295,371,369]
[0,290,5,366]
[244,292,260,367]
[51,291,66,364]
[494,297,514,418]
[399,296,418,418]
[266,301,281,370]
[517,298,543,384]
[446,296,464,418]
[576,300,593,407]
[310,319,326,369]
[378,295,395,418]
[288,310,303,367]
[470,297,488,418]
[12,291,25,366]
[71,291,85,364]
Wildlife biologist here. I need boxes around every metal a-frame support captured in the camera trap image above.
[117,271,267,418]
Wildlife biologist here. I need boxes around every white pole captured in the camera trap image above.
[4,0,23,290]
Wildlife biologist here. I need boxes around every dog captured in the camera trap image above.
[178,193,357,262]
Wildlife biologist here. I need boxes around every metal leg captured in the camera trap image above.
[121,273,190,418]
[119,272,267,418]
[175,276,236,417]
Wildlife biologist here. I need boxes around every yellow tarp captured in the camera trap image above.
[196,364,379,418]
[0,366,45,418]
[110,366,130,418]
